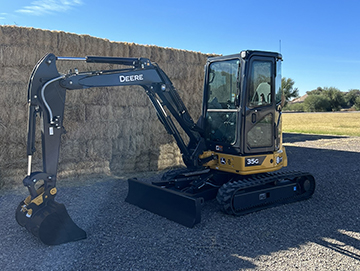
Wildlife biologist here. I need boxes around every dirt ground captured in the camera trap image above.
[1,133,360,271]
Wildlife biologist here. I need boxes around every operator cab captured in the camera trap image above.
[202,50,283,156]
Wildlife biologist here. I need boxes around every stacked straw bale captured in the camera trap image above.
[0,26,213,187]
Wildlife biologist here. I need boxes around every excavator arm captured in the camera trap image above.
[16,53,213,244]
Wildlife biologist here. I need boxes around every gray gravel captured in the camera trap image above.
[1,133,360,271]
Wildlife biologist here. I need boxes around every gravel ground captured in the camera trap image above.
[1,133,360,271]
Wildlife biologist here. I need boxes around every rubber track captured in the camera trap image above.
[216,171,315,216]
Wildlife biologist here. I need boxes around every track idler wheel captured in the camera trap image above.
[296,174,316,199]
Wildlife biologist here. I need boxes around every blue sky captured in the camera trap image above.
[1,0,359,96]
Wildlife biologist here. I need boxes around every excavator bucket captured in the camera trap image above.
[125,178,202,228]
[16,198,86,246]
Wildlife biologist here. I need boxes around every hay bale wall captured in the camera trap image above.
[0,26,211,187]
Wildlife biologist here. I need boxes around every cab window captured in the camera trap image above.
[248,61,272,107]
[207,59,239,110]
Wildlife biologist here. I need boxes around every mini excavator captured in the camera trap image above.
[16,51,315,245]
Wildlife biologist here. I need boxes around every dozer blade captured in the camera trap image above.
[16,199,86,245]
[125,178,202,228]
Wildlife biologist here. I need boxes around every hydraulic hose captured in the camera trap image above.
[40,75,66,124]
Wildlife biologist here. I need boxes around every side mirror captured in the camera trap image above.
[281,94,285,108]
[234,94,240,107]
[275,92,285,109]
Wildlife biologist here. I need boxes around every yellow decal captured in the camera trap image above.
[50,188,57,195]
[31,193,44,206]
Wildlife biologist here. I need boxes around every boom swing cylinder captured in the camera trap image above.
[16,51,315,245]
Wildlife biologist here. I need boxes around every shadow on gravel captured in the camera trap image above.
[1,134,360,270]
[263,137,360,264]
[317,229,360,261]
[283,132,348,143]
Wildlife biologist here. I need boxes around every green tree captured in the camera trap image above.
[306,87,346,111]
[307,87,323,96]
[354,96,360,111]
[284,102,305,112]
[281,77,299,105]
[321,87,345,111]
[304,95,331,112]
[345,89,360,107]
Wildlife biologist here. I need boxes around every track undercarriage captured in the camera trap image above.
[126,168,315,227]
[216,171,315,216]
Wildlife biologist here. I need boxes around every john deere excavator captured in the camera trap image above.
[16,50,315,245]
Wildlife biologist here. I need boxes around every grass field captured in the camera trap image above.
[282,112,360,137]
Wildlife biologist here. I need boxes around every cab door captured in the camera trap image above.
[244,57,276,154]
[204,58,240,149]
